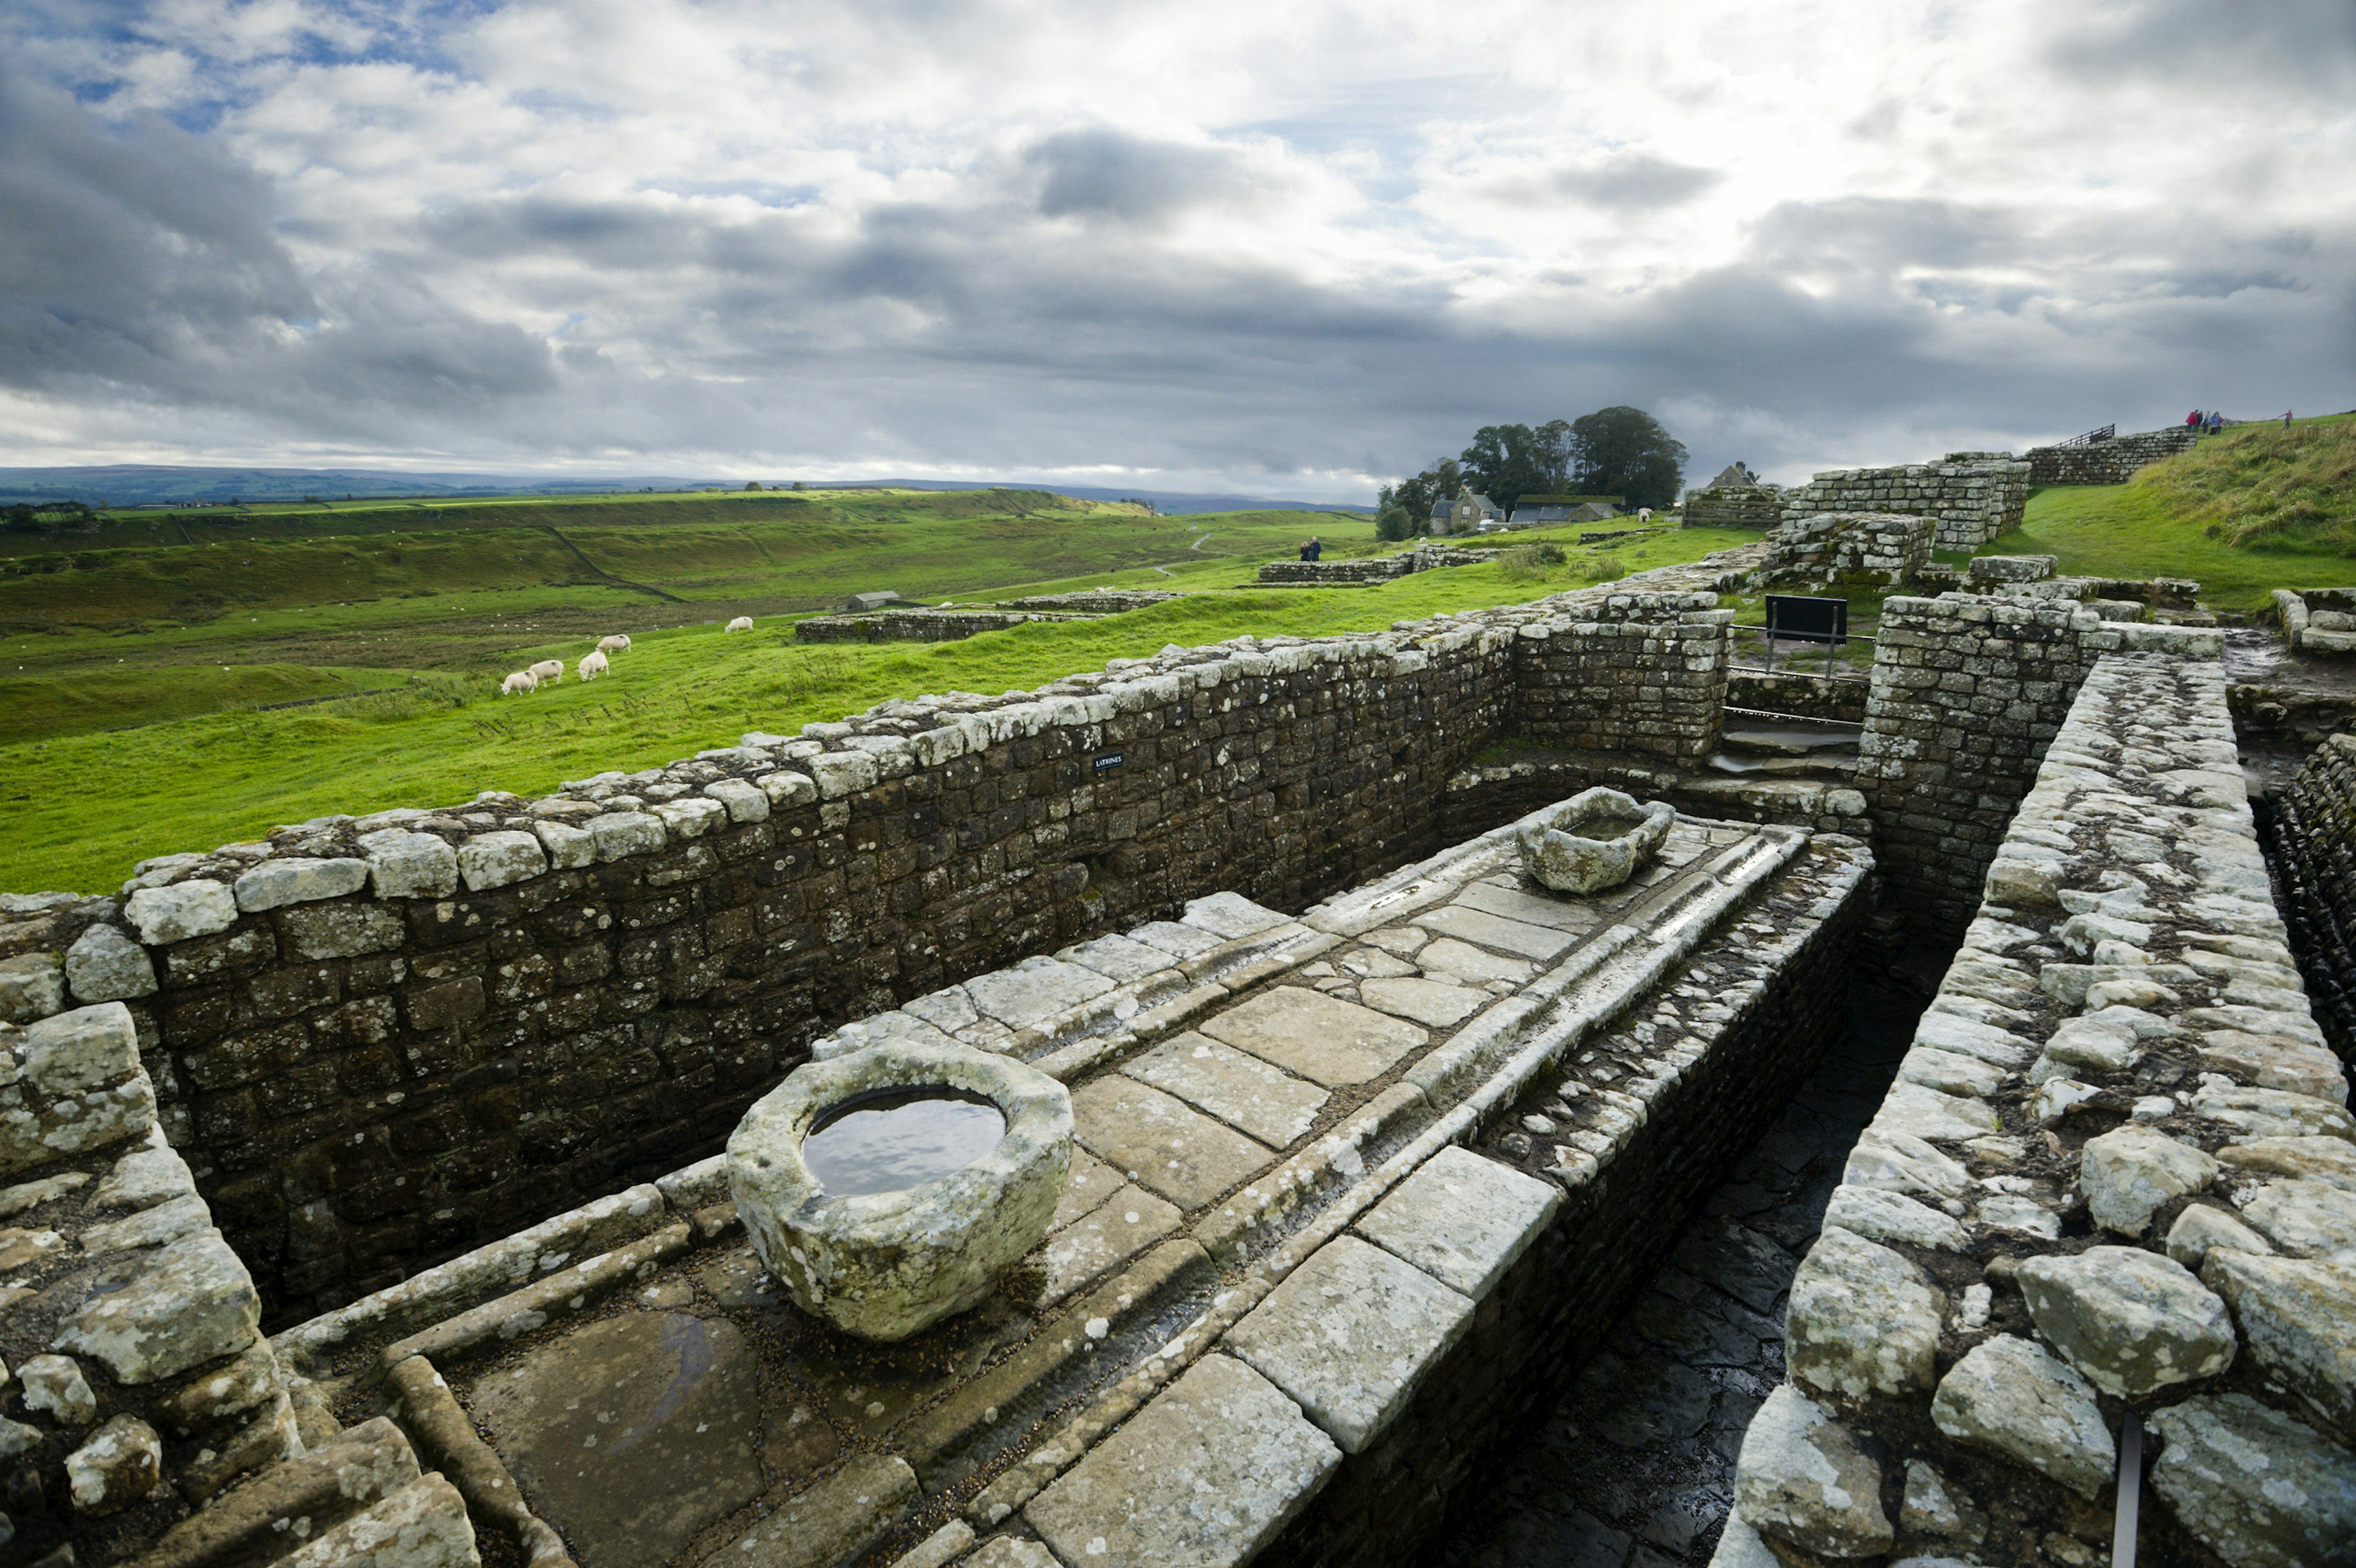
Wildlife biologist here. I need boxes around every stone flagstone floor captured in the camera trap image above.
[1430,966,1927,1568]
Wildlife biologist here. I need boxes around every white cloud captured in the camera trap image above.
[0,0,2349,494]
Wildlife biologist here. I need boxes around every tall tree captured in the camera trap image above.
[1457,421,1573,513]
[1387,458,1465,532]
[1568,407,1687,509]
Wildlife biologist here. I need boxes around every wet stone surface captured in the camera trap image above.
[1429,969,1919,1568]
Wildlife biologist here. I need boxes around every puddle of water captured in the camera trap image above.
[801,1088,1007,1197]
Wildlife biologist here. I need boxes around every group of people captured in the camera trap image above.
[2185,409,2227,434]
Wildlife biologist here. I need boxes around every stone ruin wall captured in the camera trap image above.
[1758,511,1930,589]
[792,609,1087,643]
[2263,732,2356,1067]
[1781,454,2030,551]
[1855,594,2224,939]
[0,585,1740,1323]
[1681,483,1787,530]
[2025,426,2199,486]
[1714,651,2356,1568]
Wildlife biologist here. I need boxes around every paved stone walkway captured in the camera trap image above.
[1431,966,1925,1568]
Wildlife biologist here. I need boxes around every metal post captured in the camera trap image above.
[2113,1410,2141,1568]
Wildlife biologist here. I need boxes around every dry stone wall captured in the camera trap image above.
[1855,594,2223,938]
[2263,732,2356,1067]
[0,574,1750,1321]
[1681,483,1787,530]
[1780,455,2030,551]
[792,609,1088,643]
[1512,596,1733,764]
[1758,512,1930,589]
[1714,651,2356,1568]
[2026,426,2198,485]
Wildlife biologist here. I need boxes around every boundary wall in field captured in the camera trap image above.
[0,568,1746,1318]
[2024,426,2198,485]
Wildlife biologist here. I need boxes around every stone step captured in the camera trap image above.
[1706,752,1861,779]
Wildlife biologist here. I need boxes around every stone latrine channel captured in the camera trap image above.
[4,555,2352,1568]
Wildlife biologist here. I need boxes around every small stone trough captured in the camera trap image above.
[728,1042,1074,1342]
[1515,785,1676,895]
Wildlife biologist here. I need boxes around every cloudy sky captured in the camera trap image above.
[2,0,2351,498]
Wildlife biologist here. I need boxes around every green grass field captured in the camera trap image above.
[0,484,1760,893]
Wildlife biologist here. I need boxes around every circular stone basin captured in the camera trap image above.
[727,1040,1072,1342]
[1517,785,1677,895]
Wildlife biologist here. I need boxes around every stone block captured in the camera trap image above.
[1784,1225,1944,1399]
[1070,1077,1271,1211]
[16,1001,141,1093]
[64,924,157,1003]
[533,820,595,869]
[2017,1246,2235,1397]
[277,1473,481,1568]
[1026,1353,1340,1566]
[1929,1334,2113,1499]
[361,828,460,899]
[0,951,66,1023]
[66,1413,161,1516]
[1199,987,1427,1088]
[2239,1178,2356,1263]
[234,857,368,912]
[2147,1393,2356,1568]
[2078,1123,2217,1237]
[280,902,407,961]
[457,831,547,891]
[126,879,238,944]
[1733,1383,1893,1559]
[1120,1034,1328,1148]
[587,812,666,861]
[1034,1183,1181,1305]
[1352,1143,1560,1298]
[53,1227,261,1383]
[1225,1234,1473,1453]
[2201,1250,2356,1433]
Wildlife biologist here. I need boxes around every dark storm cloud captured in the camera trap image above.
[0,67,556,425]
[1026,128,1260,223]
[2044,0,2356,93]
[1548,154,1720,210]
[0,66,313,391]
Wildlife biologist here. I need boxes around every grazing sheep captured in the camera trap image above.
[528,658,564,684]
[725,616,755,632]
[596,634,632,655]
[1638,507,1653,524]
[578,650,609,681]
[499,671,539,696]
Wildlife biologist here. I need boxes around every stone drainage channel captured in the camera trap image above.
[1431,964,1928,1568]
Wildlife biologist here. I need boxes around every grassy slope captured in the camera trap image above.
[2142,412,2356,551]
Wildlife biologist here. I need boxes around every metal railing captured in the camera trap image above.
[1727,622,1877,680]
[2056,423,2117,447]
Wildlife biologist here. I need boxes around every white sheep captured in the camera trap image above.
[596,634,632,654]
[725,616,755,633]
[1638,507,1653,524]
[578,650,609,681]
[528,658,564,685]
[499,671,539,696]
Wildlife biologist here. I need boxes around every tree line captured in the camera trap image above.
[1376,407,1687,540]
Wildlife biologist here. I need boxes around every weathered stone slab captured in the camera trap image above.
[1820,1183,1968,1252]
[2147,1393,2356,1568]
[1034,1185,1180,1305]
[1060,935,1176,984]
[1733,1383,1893,1559]
[474,1311,764,1568]
[125,880,237,944]
[1870,1082,2001,1142]
[1785,1226,1944,1399]
[2217,1135,2356,1191]
[1225,1234,1473,1453]
[1070,1078,1272,1210]
[1180,892,1289,940]
[279,1473,479,1568]
[1353,1144,1561,1299]
[360,829,460,899]
[1410,937,1533,985]
[1047,1149,1122,1232]
[1120,1035,1328,1148]
[2017,1246,2235,1397]
[63,924,156,1004]
[0,952,66,1023]
[1128,921,1222,959]
[1416,903,1579,961]
[2078,1123,2217,1237]
[1356,977,1485,1029]
[1026,1353,1340,1566]
[1454,881,1603,931]
[53,1228,261,1383]
[1841,1129,1969,1200]
[2165,1204,2273,1270]
[1198,988,1426,1088]
[2202,1031,2349,1104]
[1930,1334,2113,1499]
[704,1452,917,1568]
[234,857,368,912]
[2201,1250,2356,1433]
[2194,1083,2356,1142]
[279,903,406,961]
[2239,1178,2356,1263]
[966,958,1115,1029]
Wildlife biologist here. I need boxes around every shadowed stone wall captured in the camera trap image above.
[2025,426,2197,485]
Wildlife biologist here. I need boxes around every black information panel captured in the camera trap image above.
[1763,594,1848,647]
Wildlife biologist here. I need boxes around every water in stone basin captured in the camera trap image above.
[800,1088,1007,1197]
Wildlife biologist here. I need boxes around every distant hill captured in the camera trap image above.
[0,465,1374,515]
